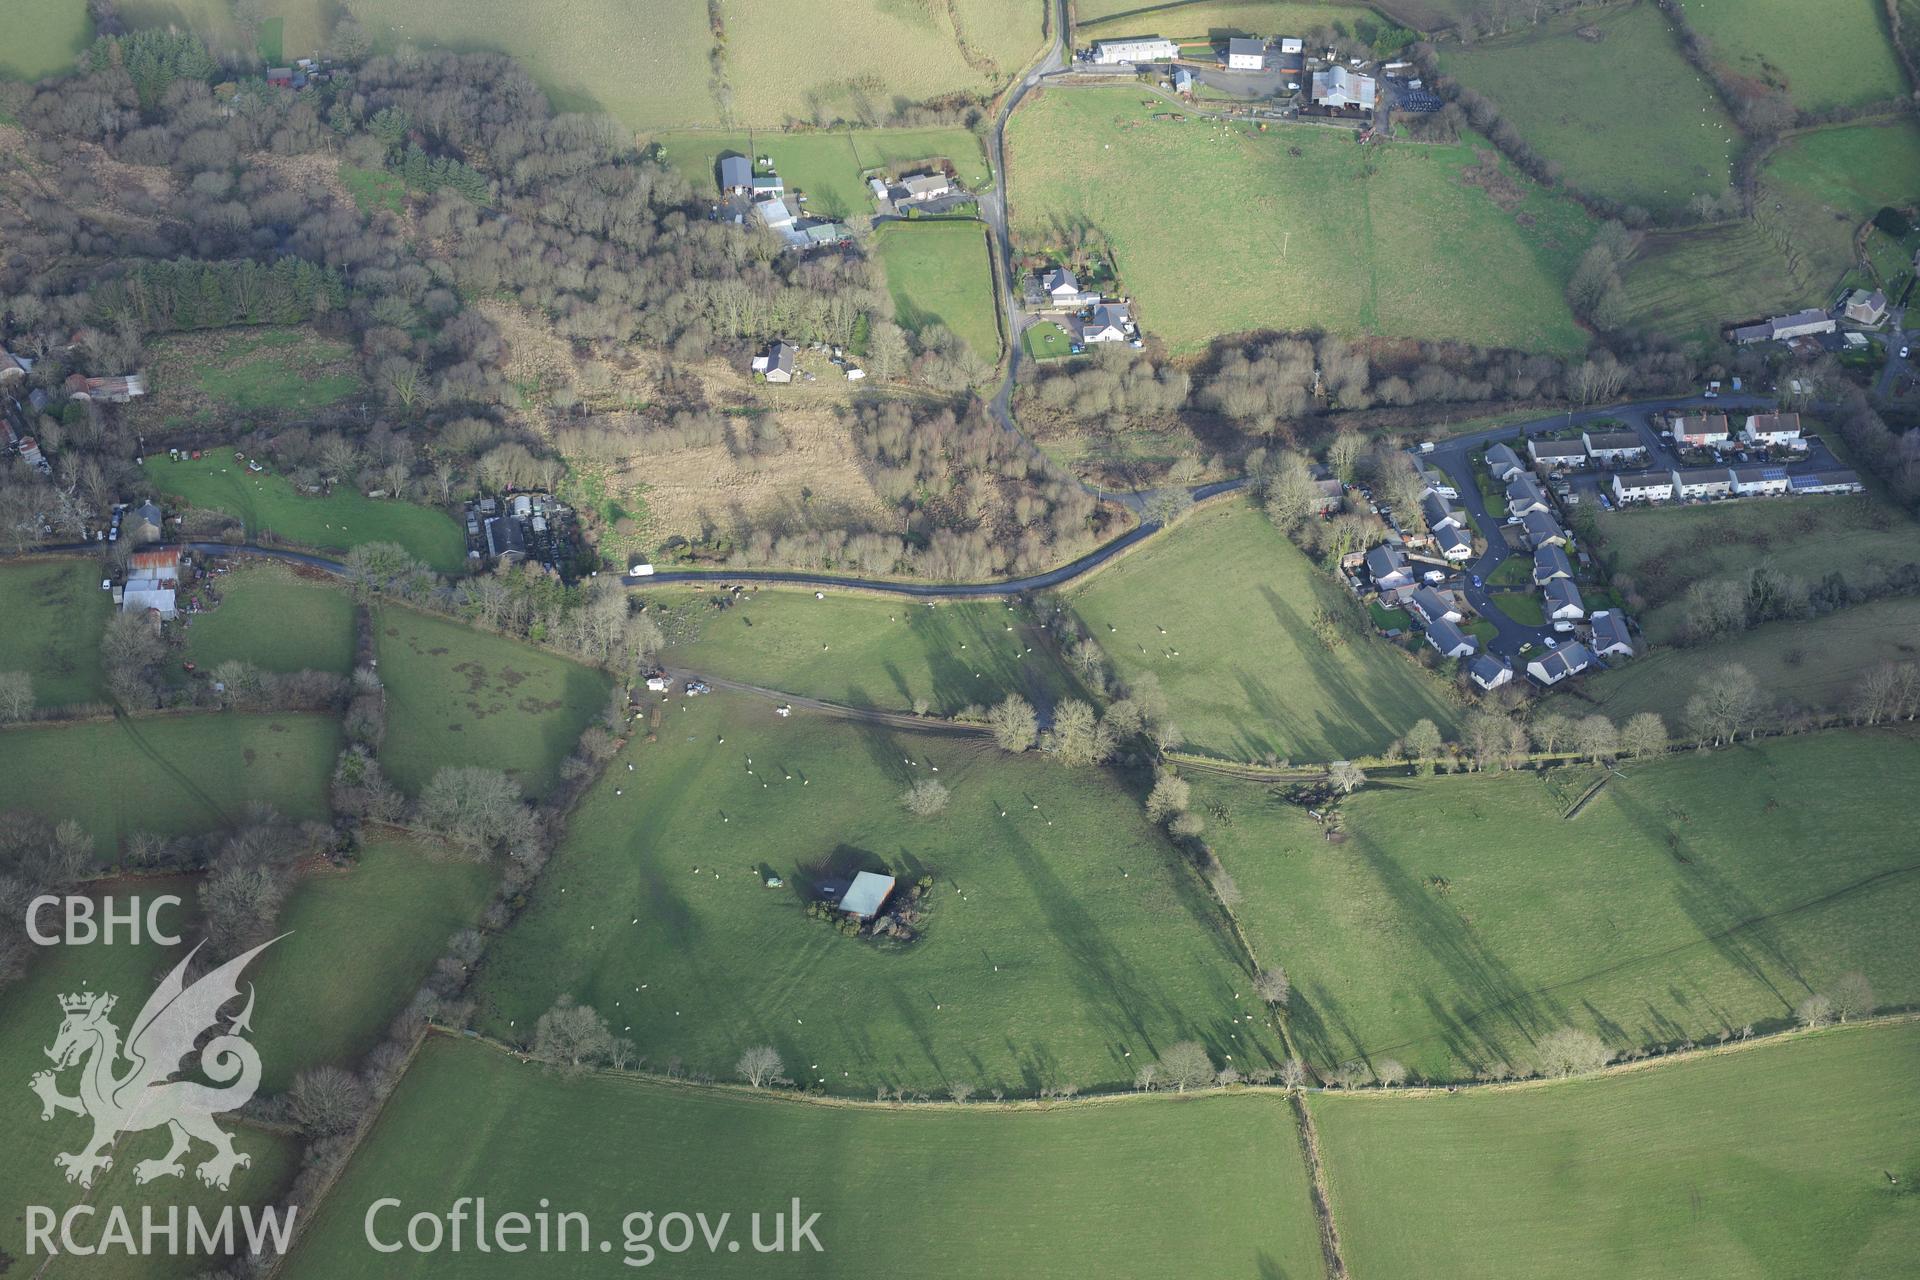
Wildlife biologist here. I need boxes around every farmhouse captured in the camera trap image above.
[1227,37,1266,70]
[893,172,953,203]
[1528,438,1588,470]
[1407,586,1463,627]
[1532,543,1573,585]
[1589,610,1634,659]
[1729,464,1790,497]
[1505,473,1551,517]
[1081,302,1134,344]
[1527,641,1593,686]
[1467,653,1513,691]
[126,499,164,545]
[1543,577,1585,622]
[751,340,798,383]
[1742,413,1803,447]
[1313,65,1376,110]
[838,871,897,921]
[1426,616,1477,659]
[1732,308,1836,344]
[1484,443,1525,481]
[1364,542,1415,593]
[1673,466,1732,500]
[1838,288,1887,326]
[1581,430,1645,466]
[719,155,753,194]
[1671,414,1730,448]
[1433,524,1473,561]
[1789,468,1865,495]
[1419,489,1462,531]
[1521,510,1566,548]
[1032,266,1099,309]
[1612,470,1673,505]
[1091,37,1179,63]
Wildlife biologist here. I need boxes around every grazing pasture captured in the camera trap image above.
[149,452,467,573]
[653,587,1083,715]
[1,0,92,81]
[1196,728,1920,1079]
[182,563,357,675]
[0,883,299,1279]
[1077,0,1379,40]
[284,1036,1322,1279]
[1064,499,1460,762]
[653,126,992,221]
[473,692,1281,1097]
[373,606,612,798]
[126,328,360,435]
[874,220,1002,358]
[1005,86,1593,353]
[1677,0,1906,110]
[1437,3,1737,219]
[0,713,338,860]
[0,559,111,707]
[1313,1020,1920,1279]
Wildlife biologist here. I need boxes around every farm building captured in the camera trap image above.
[1484,443,1525,481]
[838,871,897,921]
[1544,578,1585,622]
[1533,543,1573,585]
[719,155,753,194]
[1433,525,1473,561]
[1742,413,1803,447]
[1091,37,1179,63]
[1312,65,1376,110]
[1729,464,1790,497]
[1426,616,1476,659]
[755,196,796,231]
[1527,438,1588,470]
[64,372,146,402]
[751,340,798,383]
[120,547,183,620]
[126,499,164,545]
[1279,37,1304,54]
[1581,430,1645,465]
[1611,471,1674,505]
[1407,586,1462,627]
[1526,642,1593,686]
[1081,302,1134,344]
[1172,67,1194,93]
[1671,413,1731,448]
[1838,288,1887,326]
[752,172,784,197]
[1732,308,1835,344]
[1467,654,1512,691]
[1364,542,1414,593]
[1673,467,1732,500]
[1521,510,1566,549]
[485,514,529,562]
[1505,474,1551,517]
[1789,468,1865,495]
[1226,37,1266,70]
[1589,611,1634,659]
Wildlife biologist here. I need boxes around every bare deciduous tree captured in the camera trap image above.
[1254,966,1290,1008]
[1620,711,1667,758]
[1535,1027,1610,1077]
[1145,771,1191,823]
[1375,1058,1408,1087]
[0,671,33,722]
[533,995,615,1071]
[988,694,1038,752]
[1829,973,1875,1023]
[1404,718,1443,760]
[1043,700,1115,767]
[1279,1058,1309,1090]
[902,777,949,817]
[288,1066,370,1135]
[737,1045,784,1088]
[1156,1040,1215,1092]
[1329,760,1367,793]
[1795,993,1834,1028]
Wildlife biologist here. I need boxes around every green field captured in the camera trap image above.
[374,606,612,799]
[286,1036,1321,1278]
[654,587,1082,716]
[126,329,361,434]
[1439,3,1737,219]
[1077,0,1381,39]
[183,563,357,675]
[1065,499,1461,762]
[1006,87,1593,354]
[1314,1020,1920,1278]
[1198,728,1920,1079]
[1679,0,1906,110]
[149,453,467,573]
[1022,319,1075,359]
[250,840,497,1091]
[1,0,92,80]
[0,559,111,707]
[0,713,339,860]
[473,692,1281,1096]
[874,220,1002,358]
[0,883,299,1278]
[1593,494,1920,643]
[654,125,992,221]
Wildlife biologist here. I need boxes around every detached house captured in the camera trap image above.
[1527,641,1594,686]
[1505,473,1551,517]
[1839,287,1887,327]
[1484,443,1525,482]
[1544,577,1586,623]
[1671,413,1731,449]
[751,340,797,383]
[1742,413,1804,448]
[1433,524,1474,561]
[1226,37,1266,69]
[1365,542,1415,594]
[1522,509,1567,548]
[1729,464,1790,497]
[1467,654,1513,691]
[1581,430,1645,466]
[1532,543,1573,585]
[1528,438,1589,471]
[1426,616,1477,659]
[1420,489,1463,532]
[1612,470,1673,505]
[1407,587,1463,627]
[1672,466,1732,500]
[1081,302,1134,344]
[1589,611,1634,659]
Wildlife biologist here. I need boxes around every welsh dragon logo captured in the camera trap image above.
[30,938,280,1192]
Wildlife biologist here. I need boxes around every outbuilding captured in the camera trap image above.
[839,871,897,921]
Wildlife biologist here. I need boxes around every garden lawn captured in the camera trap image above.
[373,606,612,799]
[1439,3,1737,219]
[0,559,111,707]
[1490,590,1544,625]
[149,452,467,573]
[654,126,991,221]
[249,840,497,1092]
[182,563,356,675]
[1006,86,1592,354]
[0,883,299,1279]
[473,692,1282,1097]
[653,586,1082,715]
[1022,319,1074,360]
[1313,1020,1920,1279]
[1065,499,1460,762]
[1678,0,1906,110]
[1197,727,1920,1080]
[284,1036,1321,1279]
[0,713,338,861]
[874,220,1001,358]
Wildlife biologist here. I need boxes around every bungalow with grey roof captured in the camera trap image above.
[1081,301,1134,344]
[1532,543,1573,585]
[1484,443,1525,481]
[1426,616,1476,659]
[1544,577,1585,622]
[1612,470,1673,504]
[1407,586,1462,627]
[1364,542,1414,593]
[1467,653,1512,691]
[1505,473,1551,516]
[751,340,797,383]
[1589,610,1634,658]
[1434,524,1473,561]
[1581,430,1645,465]
[1522,509,1567,548]
[1419,489,1462,532]
[1526,641,1593,686]
[1528,438,1589,470]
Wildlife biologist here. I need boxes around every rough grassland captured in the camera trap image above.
[2,0,92,81]
[1679,0,1906,110]
[285,1036,1321,1279]
[1077,0,1379,38]
[1438,3,1737,218]
[1066,499,1461,762]
[126,328,360,436]
[0,883,298,1279]
[1006,87,1593,353]
[149,452,468,573]
[182,562,356,675]
[874,219,1002,357]
[1197,728,1920,1079]
[473,692,1283,1096]
[1313,1021,1920,1279]
[1563,596,1920,723]
[653,587,1083,715]
[0,559,111,707]
[0,713,338,860]
[654,126,992,221]
[373,606,612,799]
[1593,494,1920,643]
[250,840,497,1092]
